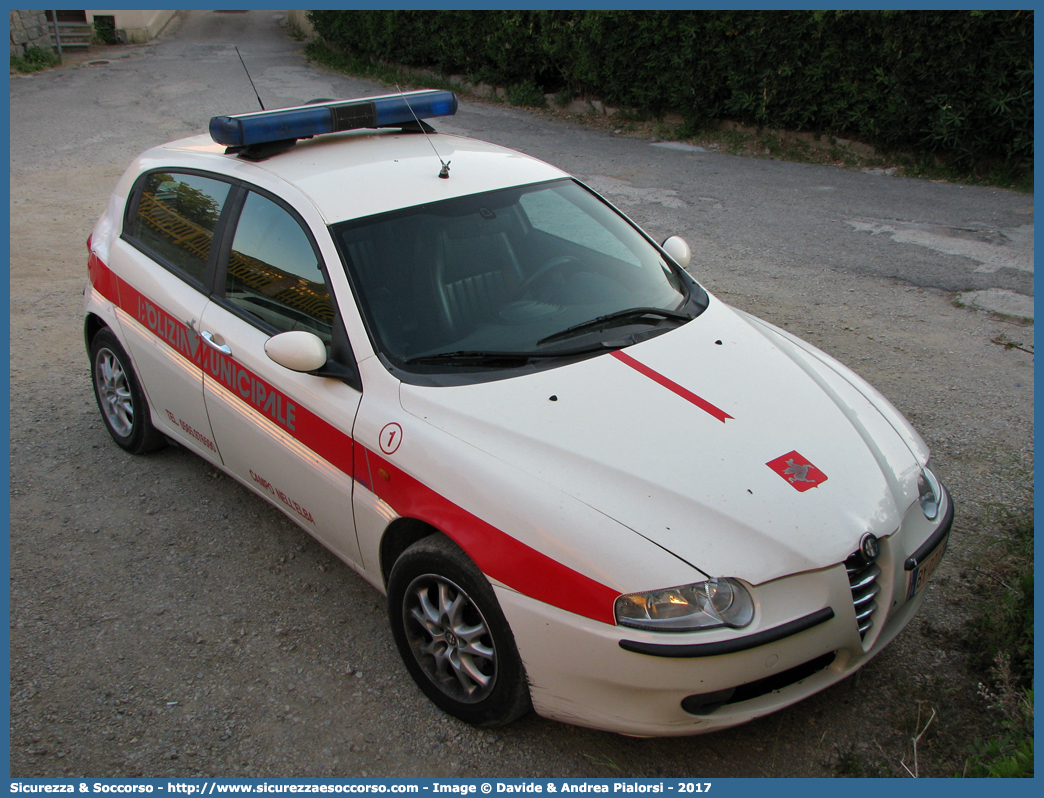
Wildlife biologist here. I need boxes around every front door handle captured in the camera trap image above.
[200,330,232,355]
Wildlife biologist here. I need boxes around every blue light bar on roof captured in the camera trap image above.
[209,90,458,148]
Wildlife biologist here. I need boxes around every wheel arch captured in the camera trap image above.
[84,312,110,353]
[378,516,440,588]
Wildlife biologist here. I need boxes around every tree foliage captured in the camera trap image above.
[308,9,1032,169]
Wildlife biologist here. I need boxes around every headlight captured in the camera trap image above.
[917,465,942,520]
[615,577,755,631]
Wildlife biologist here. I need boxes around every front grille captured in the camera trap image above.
[845,550,881,638]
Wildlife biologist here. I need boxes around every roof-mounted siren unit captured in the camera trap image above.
[209,90,458,160]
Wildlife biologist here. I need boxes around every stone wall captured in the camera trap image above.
[10,10,54,58]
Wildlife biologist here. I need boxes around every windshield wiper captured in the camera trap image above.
[537,307,693,346]
[404,342,619,367]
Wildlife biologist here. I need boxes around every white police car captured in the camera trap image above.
[85,91,952,736]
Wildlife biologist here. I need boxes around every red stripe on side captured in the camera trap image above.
[88,256,355,475]
[88,251,121,306]
[89,254,618,625]
[612,350,733,423]
[291,404,354,478]
[365,447,619,625]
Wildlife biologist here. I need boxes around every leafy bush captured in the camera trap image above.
[307,10,1032,173]
[957,513,1034,778]
[10,45,60,74]
[965,516,1034,688]
[93,16,119,45]
[505,79,547,108]
[959,682,1034,777]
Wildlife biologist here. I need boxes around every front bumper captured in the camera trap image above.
[496,490,952,736]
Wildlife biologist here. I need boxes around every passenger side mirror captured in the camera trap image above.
[661,236,692,270]
[264,330,328,373]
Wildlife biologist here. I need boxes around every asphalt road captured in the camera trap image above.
[10,10,1033,303]
[8,9,1035,780]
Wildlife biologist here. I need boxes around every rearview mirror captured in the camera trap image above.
[264,330,328,373]
[661,236,691,270]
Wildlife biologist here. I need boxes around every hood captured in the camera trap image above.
[399,297,927,585]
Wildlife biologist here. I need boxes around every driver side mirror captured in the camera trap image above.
[661,236,691,270]
[265,330,328,373]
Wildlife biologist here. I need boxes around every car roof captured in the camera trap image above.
[156,130,570,224]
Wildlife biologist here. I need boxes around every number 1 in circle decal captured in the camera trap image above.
[379,422,403,455]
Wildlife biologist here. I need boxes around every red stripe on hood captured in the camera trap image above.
[612,350,733,422]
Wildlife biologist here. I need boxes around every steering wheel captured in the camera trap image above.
[518,256,580,296]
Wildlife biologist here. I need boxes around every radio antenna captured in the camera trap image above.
[397,84,450,178]
[236,46,265,110]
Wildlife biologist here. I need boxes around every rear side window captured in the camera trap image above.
[127,172,231,284]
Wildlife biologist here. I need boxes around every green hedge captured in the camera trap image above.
[308,10,1032,169]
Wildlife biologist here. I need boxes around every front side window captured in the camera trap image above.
[335,179,704,380]
[128,172,230,285]
[225,191,334,342]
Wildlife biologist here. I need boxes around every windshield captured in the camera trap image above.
[334,179,704,379]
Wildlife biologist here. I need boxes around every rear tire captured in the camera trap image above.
[89,328,167,454]
[388,534,531,727]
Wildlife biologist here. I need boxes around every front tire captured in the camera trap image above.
[388,534,531,727]
[89,328,167,454]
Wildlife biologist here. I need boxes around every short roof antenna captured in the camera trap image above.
[236,46,265,110]
[397,84,451,178]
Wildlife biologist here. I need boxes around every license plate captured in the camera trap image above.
[906,533,948,601]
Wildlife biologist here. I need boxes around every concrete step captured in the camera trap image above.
[55,22,92,49]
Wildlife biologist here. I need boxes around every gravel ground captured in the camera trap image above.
[8,18,1034,780]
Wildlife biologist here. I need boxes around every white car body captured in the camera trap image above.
[84,95,952,736]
